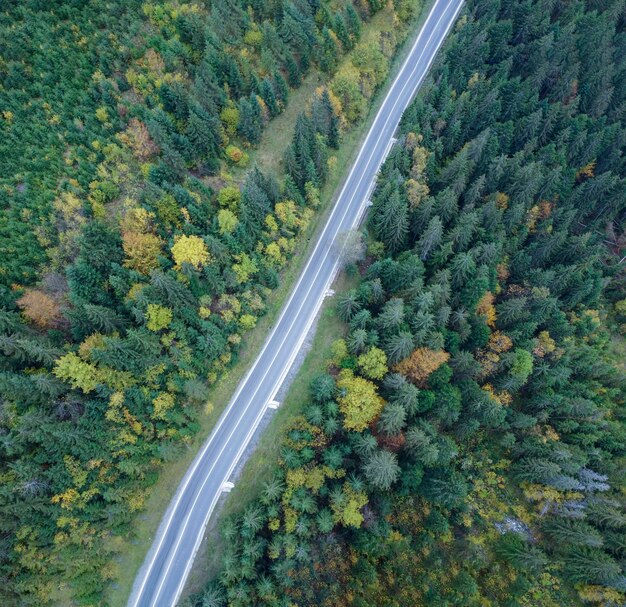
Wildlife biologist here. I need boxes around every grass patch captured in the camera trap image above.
[104,2,433,604]
[250,75,324,176]
[232,1,420,181]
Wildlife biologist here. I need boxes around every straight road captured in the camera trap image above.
[129,0,464,603]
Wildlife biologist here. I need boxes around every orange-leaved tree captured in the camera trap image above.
[393,348,450,387]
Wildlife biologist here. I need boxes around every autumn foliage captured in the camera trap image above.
[393,348,450,387]
[476,291,496,327]
[122,231,163,274]
[170,234,210,269]
[16,288,61,329]
[336,369,385,431]
[117,118,159,161]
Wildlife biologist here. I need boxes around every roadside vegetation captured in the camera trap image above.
[0,0,425,604]
[189,1,626,606]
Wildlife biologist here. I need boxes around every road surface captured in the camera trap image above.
[129,0,464,604]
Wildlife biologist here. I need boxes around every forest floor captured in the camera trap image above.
[103,2,433,605]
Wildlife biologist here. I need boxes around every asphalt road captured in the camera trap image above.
[129,0,464,604]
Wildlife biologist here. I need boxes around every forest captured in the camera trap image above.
[0,0,423,604]
[189,0,626,606]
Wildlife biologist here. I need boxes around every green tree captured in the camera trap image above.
[238,94,263,144]
[363,450,400,490]
[378,402,407,435]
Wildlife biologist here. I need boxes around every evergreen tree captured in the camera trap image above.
[320,27,338,73]
[333,12,351,51]
[363,450,400,490]
[260,78,279,117]
[371,186,409,253]
[345,5,362,42]
[285,54,302,87]
[238,94,263,144]
[273,70,289,106]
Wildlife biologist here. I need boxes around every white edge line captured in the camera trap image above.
[154,0,464,602]
[129,2,445,601]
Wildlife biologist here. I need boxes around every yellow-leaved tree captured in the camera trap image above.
[122,231,163,274]
[336,369,385,431]
[53,353,99,393]
[152,392,175,420]
[476,291,497,327]
[357,346,388,380]
[232,253,258,284]
[171,234,210,269]
[121,205,163,274]
[331,482,368,528]
[145,304,172,331]
[217,185,241,211]
[217,209,238,234]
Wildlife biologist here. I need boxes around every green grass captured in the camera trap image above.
[232,1,424,181]
[252,74,324,176]
[103,2,434,604]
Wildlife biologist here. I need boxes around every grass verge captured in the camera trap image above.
[104,2,433,604]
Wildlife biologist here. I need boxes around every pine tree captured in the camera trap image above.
[333,12,350,51]
[377,298,404,331]
[563,547,623,588]
[345,5,362,42]
[418,216,444,260]
[328,108,340,149]
[542,518,605,548]
[281,3,317,59]
[384,331,414,365]
[495,534,548,574]
[238,94,263,144]
[285,54,301,87]
[309,373,336,403]
[161,81,190,121]
[405,427,440,465]
[320,27,338,73]
[337,290,361,322]
[378,402,407,435]
[347,328,368,355]
[363,450,400,490]
[321,88,340,148]
[371,187,409,252]
[186,105,220,160]
[223,54,244,97]
[273,70,289,106]
[260,78,279,117]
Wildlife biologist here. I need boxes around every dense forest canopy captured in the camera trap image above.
[0,0,424,604]
[191,0,626,606]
